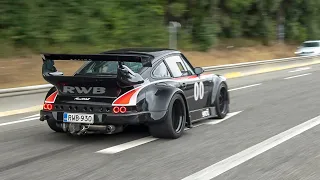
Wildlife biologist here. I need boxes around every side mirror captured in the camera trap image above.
[194,67,204,75]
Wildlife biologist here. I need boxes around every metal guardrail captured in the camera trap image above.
[0,84,53,94]
[202,54,320,71]
[0,54,319,96]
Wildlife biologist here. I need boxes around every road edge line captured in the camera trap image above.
[0,105,42,118]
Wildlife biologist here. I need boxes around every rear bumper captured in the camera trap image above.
[40,110,167,125]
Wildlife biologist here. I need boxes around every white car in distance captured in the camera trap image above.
[295,40,320,56]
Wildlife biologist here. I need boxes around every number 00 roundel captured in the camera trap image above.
[194,81,204,101]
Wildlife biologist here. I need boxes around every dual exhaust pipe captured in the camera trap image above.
[87,125,116,132]
[62,123,122,135]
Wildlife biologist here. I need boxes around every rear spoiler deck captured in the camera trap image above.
[41,53,153,66]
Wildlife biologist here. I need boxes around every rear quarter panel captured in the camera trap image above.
[144,82,186,112]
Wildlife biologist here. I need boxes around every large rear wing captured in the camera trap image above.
[41,53,153,65]
[41,53,151,87]
[41,53,154,75]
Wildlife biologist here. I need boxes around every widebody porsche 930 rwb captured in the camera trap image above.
[40,48,230,139]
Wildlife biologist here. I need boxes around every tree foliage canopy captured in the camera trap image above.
[1,0,319,53]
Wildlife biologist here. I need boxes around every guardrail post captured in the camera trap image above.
[168,21,181,49]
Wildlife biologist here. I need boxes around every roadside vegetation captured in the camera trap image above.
[0,0,319,88]
[1,0,319,56]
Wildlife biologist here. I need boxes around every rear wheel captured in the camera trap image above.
[148,94,186,139]
[215,83,229,119]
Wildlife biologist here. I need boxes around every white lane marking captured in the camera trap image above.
[96,111,242,154]
[228,83,262,92]
[284,73,312,80]
[204,111,242,125]
[181,114,320,180]
[289,67,311,73]
[0,117,38,127]
[21,114,39,119]
[96,136,158,154]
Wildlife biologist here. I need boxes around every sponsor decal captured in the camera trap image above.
[74,97,91,101]
[202,108,210,117]
[62,86,106,94]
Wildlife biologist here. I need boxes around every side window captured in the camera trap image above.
[180,55,195,75]
[164,55,192,77]
[153,62,171,78]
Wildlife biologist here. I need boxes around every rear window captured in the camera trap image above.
[302,42,320,47]
[76,61,144,75]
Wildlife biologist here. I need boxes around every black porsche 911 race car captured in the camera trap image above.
[40,48,230,139]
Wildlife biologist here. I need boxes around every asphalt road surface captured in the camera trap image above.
[1,65,320,180]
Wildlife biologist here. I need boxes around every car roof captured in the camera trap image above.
[101,48,181,59]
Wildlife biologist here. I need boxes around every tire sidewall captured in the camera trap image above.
[215,83,229,118]
[148,93,187,139]
[167,93,187,136]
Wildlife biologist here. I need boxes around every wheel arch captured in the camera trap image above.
[144,83,191,126]
[210,75,230,106]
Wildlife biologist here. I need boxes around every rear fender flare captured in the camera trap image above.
[144,84,190,123]
[210,75,229,106]
[45,87,57,99]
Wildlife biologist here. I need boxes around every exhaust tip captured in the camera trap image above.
[106,125,116,133]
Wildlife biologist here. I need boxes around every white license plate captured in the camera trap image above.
[63,113,94,124]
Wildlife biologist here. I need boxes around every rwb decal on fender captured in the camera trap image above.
[194,81,204,101]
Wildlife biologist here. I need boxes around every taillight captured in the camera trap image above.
[113,106,120,114]
[43,103,53,111]
[113,106,127,114]
[119,106,127,113]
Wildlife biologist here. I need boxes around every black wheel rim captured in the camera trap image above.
[219,88,228,114]
[172,100,185,133]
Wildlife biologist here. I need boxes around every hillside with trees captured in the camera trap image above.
[1,0,320,56]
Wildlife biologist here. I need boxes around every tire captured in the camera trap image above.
[148,93,187,139]
[215,83,229,119]
[46,118,64,132]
